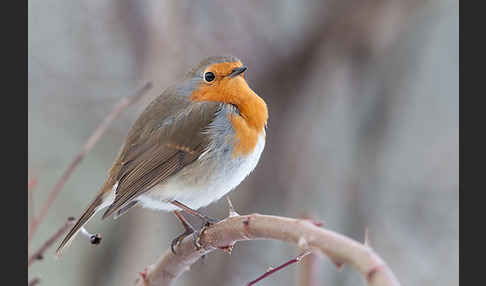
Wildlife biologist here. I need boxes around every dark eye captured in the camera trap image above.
[204,72,215,82]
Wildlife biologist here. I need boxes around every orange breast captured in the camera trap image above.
[228,112,264,157]
[190,68,268,158]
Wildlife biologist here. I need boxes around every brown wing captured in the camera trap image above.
[101,94,221,219]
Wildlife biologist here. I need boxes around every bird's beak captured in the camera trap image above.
[229,66,247,78]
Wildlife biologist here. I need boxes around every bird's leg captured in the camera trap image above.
[171,200,219,226]
[171,210,197,253]
[171,200,219,251]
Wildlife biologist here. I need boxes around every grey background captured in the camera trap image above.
[28,1,458,285]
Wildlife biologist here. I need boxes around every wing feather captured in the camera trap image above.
[101,101,220,219]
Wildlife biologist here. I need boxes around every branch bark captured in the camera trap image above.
[135,214,400,286]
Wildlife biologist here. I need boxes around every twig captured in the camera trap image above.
[247,250,311,286]
[364,227,371,247]
[135,214,400,286]
[28,217,76,267]
[28,277,40,286]
[28,82,153,242]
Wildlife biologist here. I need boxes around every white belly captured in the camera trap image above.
[137,133,265,212]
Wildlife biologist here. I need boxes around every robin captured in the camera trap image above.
[56,56,268,255]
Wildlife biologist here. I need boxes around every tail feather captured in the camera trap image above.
[55,193,106,257]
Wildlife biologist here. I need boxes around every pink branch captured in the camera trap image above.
[247,250,311,286]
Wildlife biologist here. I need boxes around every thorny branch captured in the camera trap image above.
[28,82,153,243]
[135,214,400,286]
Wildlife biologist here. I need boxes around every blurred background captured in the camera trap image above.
[28,0,458,285]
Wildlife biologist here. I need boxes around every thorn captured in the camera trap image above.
[296,249,311,263]
[226,196,239,217]
[311,220,324,227]
[366,265,383,282]
[297,236,309,250]
[303,218,324,227]
[243,216,250,226]
[332,258,344,271]
[138,267,148,284]
[299,214,324,227]
[364,227,370,247]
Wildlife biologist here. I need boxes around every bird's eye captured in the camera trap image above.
[204,72,215,82]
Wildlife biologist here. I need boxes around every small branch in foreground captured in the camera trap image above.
[28,217,76,267]
[135,214,400,286]
[247,250,311,286]
[28,82,153,242]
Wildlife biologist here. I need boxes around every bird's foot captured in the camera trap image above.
[171,220,217,253]
[170,201,219,253]
[172,210,197,254]
[171,227,195,254]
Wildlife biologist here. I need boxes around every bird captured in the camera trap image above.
[56,56,268,256]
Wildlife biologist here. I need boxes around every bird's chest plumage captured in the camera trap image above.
[137,106,266,211]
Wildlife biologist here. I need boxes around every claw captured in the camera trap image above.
[192,229,202,250]
[171,210,196,254]
[171,228,194,254]
[170,202,219,253]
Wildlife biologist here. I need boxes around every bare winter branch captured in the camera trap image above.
[247,250,311,286]
[135,214,400,286]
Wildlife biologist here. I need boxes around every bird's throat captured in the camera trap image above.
[190,76,268,157]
